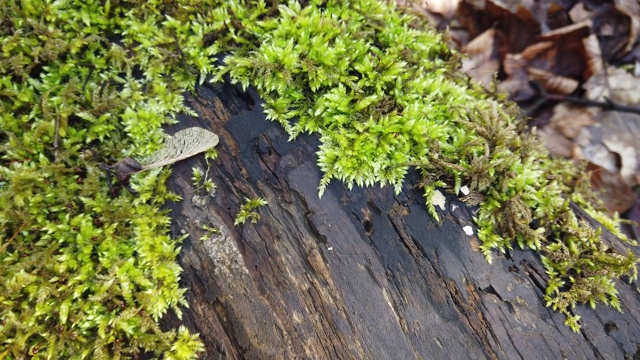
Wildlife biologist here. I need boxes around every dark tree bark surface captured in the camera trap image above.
[159,83,640,360]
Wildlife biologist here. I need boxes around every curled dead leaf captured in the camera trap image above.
[528,67,579,95]
[614,0,640,53]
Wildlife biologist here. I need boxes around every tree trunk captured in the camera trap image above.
[158,82,640,359]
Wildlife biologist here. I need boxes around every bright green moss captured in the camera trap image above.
[234,197,268,226]
[0,0,209,357]
[0,0,637,358]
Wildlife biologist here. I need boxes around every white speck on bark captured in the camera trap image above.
[432,189,446,211]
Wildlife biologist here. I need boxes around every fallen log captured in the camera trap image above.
[158,82,640,359]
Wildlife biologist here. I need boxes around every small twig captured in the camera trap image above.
[529,80,640,116]
[545,94,640,115]
[1,222,27,253]
[53,114,61,159]
[98,159,142,197]
[81,66,94,93]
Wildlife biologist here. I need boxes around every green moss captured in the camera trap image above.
[0,0,637,357]
[192,148,218,195]
[234,197,268,226]
[0,0,209,357]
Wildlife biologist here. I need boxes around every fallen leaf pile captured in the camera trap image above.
[403,0,640,234]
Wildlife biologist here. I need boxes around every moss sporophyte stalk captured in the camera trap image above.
[0,0,636,357]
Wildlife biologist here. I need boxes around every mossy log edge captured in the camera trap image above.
[159,82,640,359]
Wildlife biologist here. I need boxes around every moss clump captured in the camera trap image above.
[234,197,268,225]
[0,0,211,357]
[0,0,637,357]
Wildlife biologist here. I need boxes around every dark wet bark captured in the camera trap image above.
[159,82,640,360]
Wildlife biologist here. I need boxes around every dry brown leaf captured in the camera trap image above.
[485,0,575,32]
[498,53,535,101]
[444,0,640,215]
[587,162,636,214]
[615,0,640,53]
[456,0,539,52]
[521,41,554,58]
[603,137,639,184]
[549,103,595,138]
[538,126,575,158]
[461,29,503,87]
[572,89,640,188]
[541,20,592,38]
[575,129,620,174]
[568,2,592,24]
[498,24,590,99]
[584,66,640,104]
[545,3,573,31]
[529,23,591,80]
[593,4,631,61]
[583,34,604,79]
[416,0,461,18]
[499,43,551,100]
[481,0,532,13]
[528,67,579,95]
